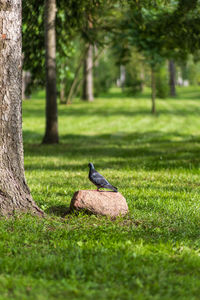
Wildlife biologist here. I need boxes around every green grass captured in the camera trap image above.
[1,86,200,299]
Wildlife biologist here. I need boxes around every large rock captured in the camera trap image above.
[70,190,128,217]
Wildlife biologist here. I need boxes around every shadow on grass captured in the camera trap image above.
[24,130,200,172]
[99,86,200,101]
[175,88,200,100]
[46,206,200,244]
[46,205,71,217]
[23,100,200,119]
[46,205,110,218]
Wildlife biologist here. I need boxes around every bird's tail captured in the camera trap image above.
[110,185,118,192]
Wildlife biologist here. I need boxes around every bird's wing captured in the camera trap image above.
[91,171,110,187]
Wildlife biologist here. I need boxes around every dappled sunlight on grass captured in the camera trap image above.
[1,86,200,299]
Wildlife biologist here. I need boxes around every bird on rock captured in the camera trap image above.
[88,163,118,192]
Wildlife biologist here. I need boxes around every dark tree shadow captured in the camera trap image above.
[46,205,71,217]
[23,130,200,172]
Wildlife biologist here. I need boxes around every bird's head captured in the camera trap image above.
[88,162,94,169]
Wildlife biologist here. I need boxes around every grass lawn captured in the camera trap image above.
[1,86,200,299]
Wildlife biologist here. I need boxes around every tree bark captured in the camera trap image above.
[43,0,59,144]
[168,60,176,97]
[82,44,94,102]
[0,0,43,216]
[151,67,156,114]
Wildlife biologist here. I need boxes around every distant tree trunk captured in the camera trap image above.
[120,65,126,92]
[0,0,43,216]
[82,44,94,102]
[140,67,145,92]
[60,84,65,104]
[94,44,99,67]
[168,60,176,96]
[59,62,65,104]
[22,71,31,100]
[70,47,104,103]
[60,79,65,104]
[43,0,59,144]
[151,67,156,114]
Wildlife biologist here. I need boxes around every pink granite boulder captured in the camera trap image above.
[70,190,128,217]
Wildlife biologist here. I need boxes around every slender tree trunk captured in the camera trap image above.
[59,62,65,104]
[140,67,145,92]
[60,84,65,104]
[22,70,26,100]
[43,0,59,144]
[60,80,65,104]
[120,65,126,92]
[151,67,156,114]
[82,44,94,102]
[0,0,43,216]
[94,44,99,67]
[22,71,31,100]
[168,60,176,96]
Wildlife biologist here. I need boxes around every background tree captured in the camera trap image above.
[82,17,94,102]
[22,0,45,90]
[114,0,200,113]
[168,60,176,96]
[42,0,59,144]
[0,0,43,216]
[120,8,166,113]
[82,44,94,102]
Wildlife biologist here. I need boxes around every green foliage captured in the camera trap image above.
[56,41,77,99]
[22,0,45,88]
[124,77,143,95]
[22,0,200,97]
[94,51,118,96]
[145,0,200,56]
[156,64,169,98]
[178,55,200,85]
[22,0,82,91]
[123,49,145,95]
[22,0,117,94]
[118,0,200,71]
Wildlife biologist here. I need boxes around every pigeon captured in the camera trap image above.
[88,162,118,192]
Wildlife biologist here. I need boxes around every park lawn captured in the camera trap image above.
[1,86,200,299]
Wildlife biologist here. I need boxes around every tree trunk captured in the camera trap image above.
[140,67,145,92]
[168,60,176,97]
[0,0,43,216]
[22,70,26,100]
[120,65,126,92]
[60,79,65,104]
[151,67,156,114]
[82,44,94,102]
[43,0,59,144]
[59,62,65,104]
[22,71,31,100]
